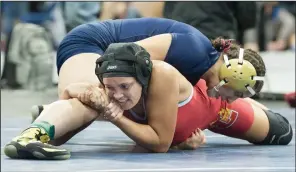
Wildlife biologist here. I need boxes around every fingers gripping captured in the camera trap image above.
[79,84,109,112]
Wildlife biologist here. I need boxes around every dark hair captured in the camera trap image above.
[211,37,266,93]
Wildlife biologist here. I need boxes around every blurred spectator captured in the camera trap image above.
[63,2,141,32]
[2,2,66,50]
[1,2,29,36]
[43,2,67,50]
[99,2,141,20]
[1,33,5,79]
[62,2,101,32]
[1,2,143,89]
[1,2,63,89]
[1,2,29,54]
[163,2,259,51]
[290,33,295,50]
[130,2,164,17]
[260,2,295,51]
[1,2,29,88]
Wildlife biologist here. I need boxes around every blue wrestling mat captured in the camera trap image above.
[1,89,295,172]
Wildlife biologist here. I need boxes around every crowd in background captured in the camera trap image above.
[1,2,295,90]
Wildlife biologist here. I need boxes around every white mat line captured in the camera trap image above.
[2,167,295,172]
[86,167,295,172]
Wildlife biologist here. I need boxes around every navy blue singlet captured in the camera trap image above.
[57,18,220,85]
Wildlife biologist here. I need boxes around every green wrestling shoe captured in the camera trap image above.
[4,127,70,160]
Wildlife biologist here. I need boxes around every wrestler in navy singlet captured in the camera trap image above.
[57,18,220,85]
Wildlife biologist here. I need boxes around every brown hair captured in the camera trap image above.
[211,37,266,93]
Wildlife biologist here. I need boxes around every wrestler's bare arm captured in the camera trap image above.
[134,34,172,61]
[60,83,99,100]
[114,63,179,153]
[132,128,206,152]
[61,82,109,114]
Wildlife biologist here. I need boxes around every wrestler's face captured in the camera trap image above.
[208,85,252,103]
[207,56,253,103]
[217,86,240,103]
[103,77,142,110]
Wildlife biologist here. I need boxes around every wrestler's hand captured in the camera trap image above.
[77,84,109,113]
[173,128,206,150]
[184,128,206,150]
[103,101,124,123]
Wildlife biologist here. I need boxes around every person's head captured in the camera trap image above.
[208,37,266,102]
[100,2,129,19]
[95,43,152,110]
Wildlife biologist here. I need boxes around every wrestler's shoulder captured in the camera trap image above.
[151,60,178,79]
[152,60,175,72]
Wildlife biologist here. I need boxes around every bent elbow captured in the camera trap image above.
[152,147,169,153]
[152,143,170,153]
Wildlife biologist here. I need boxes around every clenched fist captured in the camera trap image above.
[103,101,124,123]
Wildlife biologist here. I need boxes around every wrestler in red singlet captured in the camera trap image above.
[124,79,255,146]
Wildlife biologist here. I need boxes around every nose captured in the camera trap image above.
[113,91,124,100]
[226,97,237,104]
[226,99,234,103]
[221,96,227,101]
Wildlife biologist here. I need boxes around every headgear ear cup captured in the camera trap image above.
[218,48,264,95]
[219,59,257,92]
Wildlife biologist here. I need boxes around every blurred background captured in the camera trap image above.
[1,3,295,171]
[0,1,295,103]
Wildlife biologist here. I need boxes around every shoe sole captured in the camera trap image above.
[4,143,70,160]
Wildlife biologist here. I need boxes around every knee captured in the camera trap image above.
[58,83,72,100]
[68,98,99,122]
[52,98,98,120]
[58,82,101,100]
[251,110,293,145]
[58,82,82,100]
[67,98,83,108]
[50,98,84,111]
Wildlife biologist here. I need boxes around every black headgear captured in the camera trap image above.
[95,43,153,93]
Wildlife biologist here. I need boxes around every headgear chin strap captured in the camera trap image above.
[216,48,265,96]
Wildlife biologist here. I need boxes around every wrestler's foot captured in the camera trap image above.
[31,105,44,122]
[4,127,70,160]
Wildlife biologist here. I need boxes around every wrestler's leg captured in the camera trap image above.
[244,99,293,145]
[208,98,293,145]
[4,54,104,159]
[244,98,268,110]
[37,53,104,145]
[239,101,270,143]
